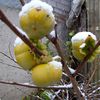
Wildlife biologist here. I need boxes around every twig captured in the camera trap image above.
[19,0,25,6]
[73,40,100,76]
[47,26,85,100]
[0,51,17,63]
[91,80,100,86]
[8,41,14,62]
[87,67,97,86]
[0,61,22,70]
[89,87,100,96]
[51,90,62,100]
[0,80,73,89]
[0,9,44,56]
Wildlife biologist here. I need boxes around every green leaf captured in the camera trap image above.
[68,31,75,37]
[40,90,53,100]
[81,35,96,55]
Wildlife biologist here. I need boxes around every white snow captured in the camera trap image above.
[63,67,75,77]
[14,37,23,47]
[71,32,97,43]
[68,67,75,74]
[48,61,62,69]
[23,82,30,85]
[16,26,28,38]
[50,30,55,37]
[89,87,100,96]
[19,0,54,17]
[80,43,86,49]
[61,84,72,89]
[52,55,61,61]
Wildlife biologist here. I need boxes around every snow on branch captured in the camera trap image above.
[0,80,73,90]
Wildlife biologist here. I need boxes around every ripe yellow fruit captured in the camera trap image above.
[71,32,100,61]
[14,37,38,70]
[19,0,55,41]
[31,61,62,86]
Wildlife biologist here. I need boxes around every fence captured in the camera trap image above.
[86,0,100,82]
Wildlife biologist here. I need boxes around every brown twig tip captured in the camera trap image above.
[73,40,100,76]
[19,0,25,6]
[0,9,44,56]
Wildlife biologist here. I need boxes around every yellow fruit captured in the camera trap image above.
[31,61,62,86]
[71,32,100,61]
[19,0,55,41]
[14,37,38,70]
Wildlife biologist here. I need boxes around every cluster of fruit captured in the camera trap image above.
[14,0,62,86]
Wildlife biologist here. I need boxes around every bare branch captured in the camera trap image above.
[47,34,85,99]
[0,61,22,70]
[87,67,97,86]
[0,51,17,63]
[73,40,100,76]
[0,80,73,89]
[0,9,44,56]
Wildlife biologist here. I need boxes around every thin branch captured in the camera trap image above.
[87,67,97,86]
[19,0,25,6]
[89,87,100,96]
[73,40,100,76]
[54,24,58,39]
[0,61,22,70]
[91,80,100,86]
[0,51,17,64]
[51,90,62,100]
[0,80,73,89]
[8,41,14,62]
[47,33,85,99]
[0,9,44,56]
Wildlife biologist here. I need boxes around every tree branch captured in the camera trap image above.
[0,9,44,56]
[47,26,85,100]
[0,80,73,90]
[0,51,17,64]
[73,40,100,76]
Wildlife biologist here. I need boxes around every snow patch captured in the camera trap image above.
[80,43,86,49]
[50,30,55,37]
[63,67,75,77]
[24,82,30,85]
[59,84,73,89]
[19,0,54,17]
[14,37,23,47]
[16,26,28,38]
[71,32,97,43]
[48,61,62,69]
[52,55,61,61]
[68,67,75,74]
